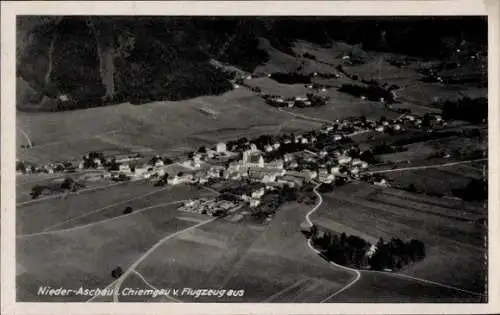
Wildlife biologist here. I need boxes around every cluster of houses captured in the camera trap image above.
[179,198,238,217]
[262,93,329,108]
[167,127,371,193]
[16,159,76,175]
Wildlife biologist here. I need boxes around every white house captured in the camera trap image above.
[283,153,294,162]
[119,164,131,172]
[366,244,378,258]
[374,178,388,187]
[249,199,261,208]
[154,159,164,167]
[331,166,341,175]
[333,134,343,141]
[319,173,335,184]
[338,156,352,165]
[252,188,266,199]
[375,126,385,132]
[216,142,227,153]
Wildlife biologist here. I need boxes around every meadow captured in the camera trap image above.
[17,204,203,302]
[312,182,486,294]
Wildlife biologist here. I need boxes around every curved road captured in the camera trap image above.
[305,183,484,301]
[305,184,362,302]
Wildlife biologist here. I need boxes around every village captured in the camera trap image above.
[18,107,447,220]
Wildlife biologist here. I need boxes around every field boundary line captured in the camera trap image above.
[111,217,218,302]
[370,271,485,297]
[131,270,182,303]
[17,180,130,207]
[17,199,189,238]
[42,185,172,232]
[27,129,121,150]
[264,278,308,302]
[363,158,487,175]
[277,108,331,124]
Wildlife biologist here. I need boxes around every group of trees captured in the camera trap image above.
[441,97,487,124]
[311,230,426,271]
[338,84,396,104]
[269,72,312,84]
[452,178,487,202]
[82,151,106,169]
[312,231,371,268]
[30,176,84,199]
[18,16,485,111]
[369,238,426,271]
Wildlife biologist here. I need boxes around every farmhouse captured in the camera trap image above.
[318,172,335,184]
[249,199,261,208]
[216,142,227,153]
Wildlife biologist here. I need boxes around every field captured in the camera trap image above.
[132,202,355,303]
[17,180,216,236]
[312,182,486,296]
[15,35,488,303]
[17,203,208,302]
[383,165,484,197]
[17,88,316,164]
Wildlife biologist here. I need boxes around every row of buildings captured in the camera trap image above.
[179,198,238,216]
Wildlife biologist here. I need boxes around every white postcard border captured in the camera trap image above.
[2,1,499,314]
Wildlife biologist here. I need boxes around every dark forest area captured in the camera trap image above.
[17,16,487,111]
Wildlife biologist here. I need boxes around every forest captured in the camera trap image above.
[17,16,486,111]
[311,229,426,271]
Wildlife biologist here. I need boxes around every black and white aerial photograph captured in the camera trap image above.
[14,14,488,304]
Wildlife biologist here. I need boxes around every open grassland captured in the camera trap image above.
[327,271,481,302]
[313,182,486,294]
[17,88,306,163]
[17,203,204,301]
[383,166,484,197]
[16,180,209,235]
[133,202,354,303]
[41,185,215,232]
